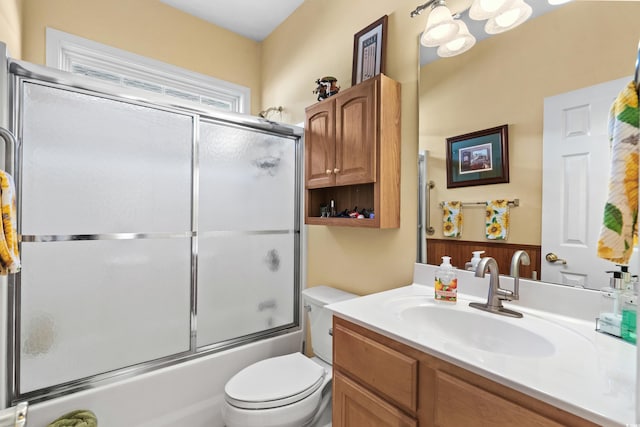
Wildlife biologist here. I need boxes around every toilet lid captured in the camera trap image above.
[225,352,326,410]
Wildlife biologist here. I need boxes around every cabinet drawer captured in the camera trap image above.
[333,322,418,413]
[435,371,565,427]
[334,371,417,427]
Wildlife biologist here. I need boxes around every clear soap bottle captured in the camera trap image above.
[435,256,458,302]
[621,277,637,344]
[598,270,624,337]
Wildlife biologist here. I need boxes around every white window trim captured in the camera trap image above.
[45,27,250,114]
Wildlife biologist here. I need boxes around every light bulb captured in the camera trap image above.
[469,0,516,20]
[446,38,466,51]
[480,0,508,14]
[495,8,520,27]
[437,21,476,57]
[421,3,458,47]
[484,0,532,34]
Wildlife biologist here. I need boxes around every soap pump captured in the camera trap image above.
[464,251,485,271]
[598,269,625,337]
[435,256,458,302]
[621,275,638,344]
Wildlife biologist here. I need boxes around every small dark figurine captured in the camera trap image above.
[313,76,340,101]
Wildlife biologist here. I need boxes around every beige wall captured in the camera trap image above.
[0,0,21,58]
[8,0,424,298]
[420,2,640,245]
[263,0,424,295]
[21,0,263,114]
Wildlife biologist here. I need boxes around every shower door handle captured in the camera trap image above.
[0,127,17,175]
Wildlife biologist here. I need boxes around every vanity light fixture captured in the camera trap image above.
[437,20,476,57]
[420,0,459,47]
[411,0,532,57]
[469,0,517,20]
[484,0,532,34]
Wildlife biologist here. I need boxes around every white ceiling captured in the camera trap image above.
[159,0,305,41]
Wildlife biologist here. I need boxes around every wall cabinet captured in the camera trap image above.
[332,317,598,427]
[304,74,400,228]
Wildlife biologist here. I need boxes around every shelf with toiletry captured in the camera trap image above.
[304,74,401,229]
[596,264,637,344]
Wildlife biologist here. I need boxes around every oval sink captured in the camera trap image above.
[399,305,556,358]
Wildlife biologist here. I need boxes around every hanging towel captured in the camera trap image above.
[486,200,509,240]
[0,171,19,274]
[597,81,639,264]
[442,201,463,237]
[47,410,98,427]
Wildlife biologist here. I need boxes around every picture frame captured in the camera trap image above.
[446,124,509,188]
[352,15,388,86]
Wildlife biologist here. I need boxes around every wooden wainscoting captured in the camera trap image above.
[426,239,541,280]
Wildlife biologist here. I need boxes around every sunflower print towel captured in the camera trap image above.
[486,200,509,240]
[442,201,463,238]
[597,81,639,264]
[0,171,20,274]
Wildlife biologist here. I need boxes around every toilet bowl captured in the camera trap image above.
[222,286,357,427]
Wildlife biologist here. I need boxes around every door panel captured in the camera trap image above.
[335,80,376,186]
[542,77,630,288]
[305,101,336,189]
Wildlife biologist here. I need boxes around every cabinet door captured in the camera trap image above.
[305,100,336,188]
[334,371,417,427]
[335,78,376,186]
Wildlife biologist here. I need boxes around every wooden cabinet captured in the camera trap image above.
[332,317,599,427]
[304,74,400,228]
[334,371,417,427]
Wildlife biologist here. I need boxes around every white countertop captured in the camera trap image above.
[327,264,636,426]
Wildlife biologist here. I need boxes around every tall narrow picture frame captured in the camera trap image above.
[352,15,388,86]
[446,124,510,188]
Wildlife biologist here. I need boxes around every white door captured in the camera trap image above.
[542,76,631,289]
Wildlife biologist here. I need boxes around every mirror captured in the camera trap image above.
[418,1,640,289]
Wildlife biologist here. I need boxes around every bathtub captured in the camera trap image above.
[24,331,303,427]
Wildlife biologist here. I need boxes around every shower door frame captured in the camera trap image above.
[4,58,304,406]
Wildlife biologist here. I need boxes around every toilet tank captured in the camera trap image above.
[302,286,357,364]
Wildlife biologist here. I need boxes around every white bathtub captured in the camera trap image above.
[25,331,303,427]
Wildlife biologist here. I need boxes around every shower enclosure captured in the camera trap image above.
[0,44,303,421]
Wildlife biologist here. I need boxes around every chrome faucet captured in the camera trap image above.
[510,250,530,297]
[469,256,523,318]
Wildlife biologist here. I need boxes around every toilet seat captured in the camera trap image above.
[225,353,327,410]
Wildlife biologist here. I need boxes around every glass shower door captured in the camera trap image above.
[17,82,194,394]
[196,120,298,347]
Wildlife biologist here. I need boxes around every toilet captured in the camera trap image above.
[222,286,357,427]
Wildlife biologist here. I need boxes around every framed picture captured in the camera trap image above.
[352,15,388,86]
[446,124,509,188]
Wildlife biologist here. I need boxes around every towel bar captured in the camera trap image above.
[439,199,520,208]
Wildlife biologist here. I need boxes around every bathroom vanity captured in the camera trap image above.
[328,263,636,426]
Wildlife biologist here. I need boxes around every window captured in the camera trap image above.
[45,28,250,113]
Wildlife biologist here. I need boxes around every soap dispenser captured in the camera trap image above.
[464,251,485,271]
[621,276,637,344]
[435,256,458,302]
[598,270,624,337]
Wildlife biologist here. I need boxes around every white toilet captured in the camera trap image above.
[222,286,357,427]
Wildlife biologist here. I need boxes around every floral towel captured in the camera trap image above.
[0,171,19,274]
[486,200,509,240]
[597,81,639,264]
[442,201,463,237]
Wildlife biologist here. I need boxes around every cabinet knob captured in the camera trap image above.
[326,169,332,175]
[334,168,340,174]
